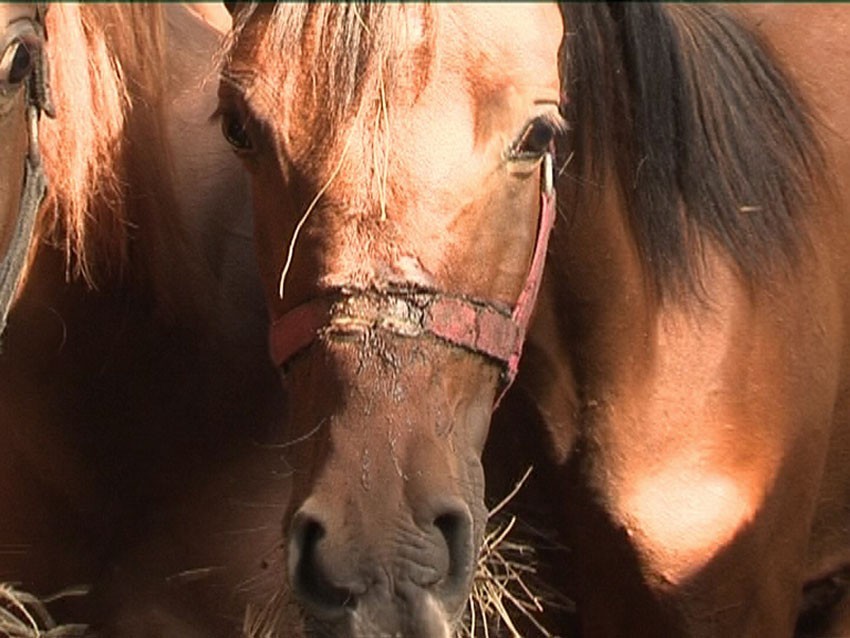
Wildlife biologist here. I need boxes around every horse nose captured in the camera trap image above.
[287,509,356,617]
[287,496,475,618]
[430,497,476,596]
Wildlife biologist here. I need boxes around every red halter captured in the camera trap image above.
[268,151,556,407]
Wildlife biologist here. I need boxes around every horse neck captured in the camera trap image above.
[39,4,210,323]
[519,174,656,461]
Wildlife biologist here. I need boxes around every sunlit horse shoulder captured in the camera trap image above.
[0,3,287,633]
[220,3,850,637]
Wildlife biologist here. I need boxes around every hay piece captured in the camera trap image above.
[243,588,304,638]
[460,468,574,638]
[0,584,89,638]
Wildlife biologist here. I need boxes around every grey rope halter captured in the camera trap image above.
[0,4,54,338]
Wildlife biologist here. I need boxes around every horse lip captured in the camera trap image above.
[363,585,454,638]
[297,591,353,623]
[301,587,454,638]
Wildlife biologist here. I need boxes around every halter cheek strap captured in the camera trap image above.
[268,151,557,408]
[0,9,54,338]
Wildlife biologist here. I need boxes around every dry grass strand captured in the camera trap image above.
[0,584,89,638]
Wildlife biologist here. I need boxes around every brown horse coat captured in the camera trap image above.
[0,4,289,634]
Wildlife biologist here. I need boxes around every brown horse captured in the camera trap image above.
[0,3,290,634]
[219,4,572,635]
[220,3,850,637]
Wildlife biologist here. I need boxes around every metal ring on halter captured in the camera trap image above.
[543,150,554,197]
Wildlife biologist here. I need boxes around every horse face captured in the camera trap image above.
[0,3,38,282]
[221,4,562,635]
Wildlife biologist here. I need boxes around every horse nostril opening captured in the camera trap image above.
[433,504,474,591]
[289,513,355,615]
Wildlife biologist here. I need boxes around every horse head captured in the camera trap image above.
[219,4,563,635]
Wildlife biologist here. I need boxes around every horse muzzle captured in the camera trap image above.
[287,476,477,635]
[277,329,494,636]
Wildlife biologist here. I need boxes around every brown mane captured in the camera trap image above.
[558,4,825,299]
[38,4,184,295]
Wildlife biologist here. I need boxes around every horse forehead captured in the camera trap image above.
[239,4,563,152]
[343,4,564,181]
[446,3,563,67]
[0,3,36,26]
[440,4,563,104]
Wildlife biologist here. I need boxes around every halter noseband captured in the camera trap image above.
[0,4,54,338]
[269,151,557,406]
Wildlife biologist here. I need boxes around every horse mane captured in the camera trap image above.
[38,4,188,305]
[558,4,824,299]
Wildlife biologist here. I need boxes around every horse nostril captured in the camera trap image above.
[433,501,475,593]
[288,511,355,615]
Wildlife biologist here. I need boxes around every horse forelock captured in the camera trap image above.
[225,2,441,283]
[38,4,177,286]
[559,4,824,302]
[228,3,436,137]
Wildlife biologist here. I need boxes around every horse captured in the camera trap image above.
[219,3,850,636]
[0,4,290,634]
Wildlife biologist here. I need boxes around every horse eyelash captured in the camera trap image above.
[537,110,570,136]
[506,111,568,161]
[210,73,254,124]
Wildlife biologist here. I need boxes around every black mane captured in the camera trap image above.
[558,4,823,298]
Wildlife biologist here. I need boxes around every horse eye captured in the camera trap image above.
[0,39,35,86]
[221,109,254,152]
[510,117,556,158]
